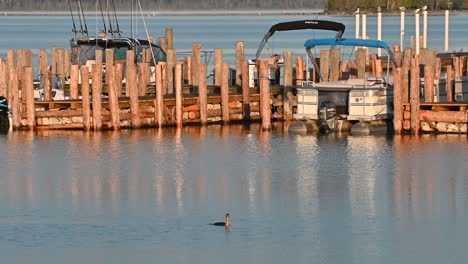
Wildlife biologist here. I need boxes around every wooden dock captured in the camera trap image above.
[0,29,467,134]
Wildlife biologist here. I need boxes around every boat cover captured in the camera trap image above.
[255,20,346,59]
[304,38,390,49]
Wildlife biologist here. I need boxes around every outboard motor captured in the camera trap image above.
[318,101,336,133]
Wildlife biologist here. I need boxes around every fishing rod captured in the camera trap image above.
[111,0,122,37]
[106,0,115,37]
[68,0,78,35]
[98,0,108,35]
[77,0,89,36]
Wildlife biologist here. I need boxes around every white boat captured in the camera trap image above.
[293,38,398,133]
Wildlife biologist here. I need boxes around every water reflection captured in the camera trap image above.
[1,127,468,263]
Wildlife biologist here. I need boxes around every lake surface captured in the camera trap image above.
[1,14,468,263]
[0,124,468,264]
[1,14,468,72]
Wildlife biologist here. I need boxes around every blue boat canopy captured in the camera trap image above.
[304,38,390,50]
[304,37,398,68]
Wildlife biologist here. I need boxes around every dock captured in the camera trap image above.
[0,29,467,134]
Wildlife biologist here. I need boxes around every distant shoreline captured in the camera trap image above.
[1,9,466,17]
[0,9,326,17]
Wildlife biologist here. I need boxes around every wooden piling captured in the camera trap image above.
[166,48,176,94]
[319,50,330,81]
[166,28,174,50]
[184,56,191,84]
[446,65,453,102]
[128,64,140,129]
[114,62,123,96]
[191,43,201,86]
[393,67,403,134]
[64,50,71,79]
[43,66,52,101]
[356,48,366,79]
[81,66,91,131]
[175,63,183,127]
[235,41,244,86]
[159,37,167,53]
[401,66,409,103]
[105,49,114,84]
[95,49,103,65]
[283,51,293,122]
[295,56,304,85]
[199,64,208,125]
[259,60,271,130]
[125,50,135,96]
[70,64,79,100]
[7,50,16,69]
[330,49,340,81]
[107,65,120,130]
[38,48,48,75]
[424,65,434,102]
[410,61,420,135]
[241,61,250,123]
[214,48,223,86]
[402,48,413,68]
[138,62,149,96]
[156,63,165,127]
[24,67,35,130]
[92,64,102,130]
[221,62,230,123]
[9,67,21,130]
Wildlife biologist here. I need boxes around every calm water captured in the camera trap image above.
[1,14,468,71]
[0,125,468,263]
[1,14,468,263]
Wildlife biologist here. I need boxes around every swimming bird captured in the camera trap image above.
[212,213,230,227]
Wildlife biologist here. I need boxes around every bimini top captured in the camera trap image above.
[254,20,346,60]
[304,38,397,67]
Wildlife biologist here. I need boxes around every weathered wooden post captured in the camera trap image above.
[7,50,16,69]
[70,64,80,99]
[356,48,366,79]
[9,67,21,130]
[37,48,48,76]
[43,66,52,101]
[159,37,167,52]
[410,60,420,135]
[221,62,230,123]
[81,66,91,131]
[156,63,165,128]
[108,65,120,130]
[319,50,330,81]
[283,51,293,122]
[166,48,176,94]
[138,62,149,96]
[424,65,434,102]
[199,64,208,125]
[401,66,409,104]
[24,67,35,130]
[330,49,340,81]
[214,48,223,86]
[114,62,123,96]
[166,28,174,50]
[191,43,201,86]
[393,68,403,134]
[125,50,135,96]
[128,64,140,129]
[105,48,114,84]
[184,56,191,84]
[175,63,183,127]
[259,60,271,130]
[236,41,244,86]
[295,56,304,85]
[446,65,453,102]
[92,64,102,130]
[241,61,250,123]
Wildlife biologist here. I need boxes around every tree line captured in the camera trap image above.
[327,0,468,12]
[0,0,326,11]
